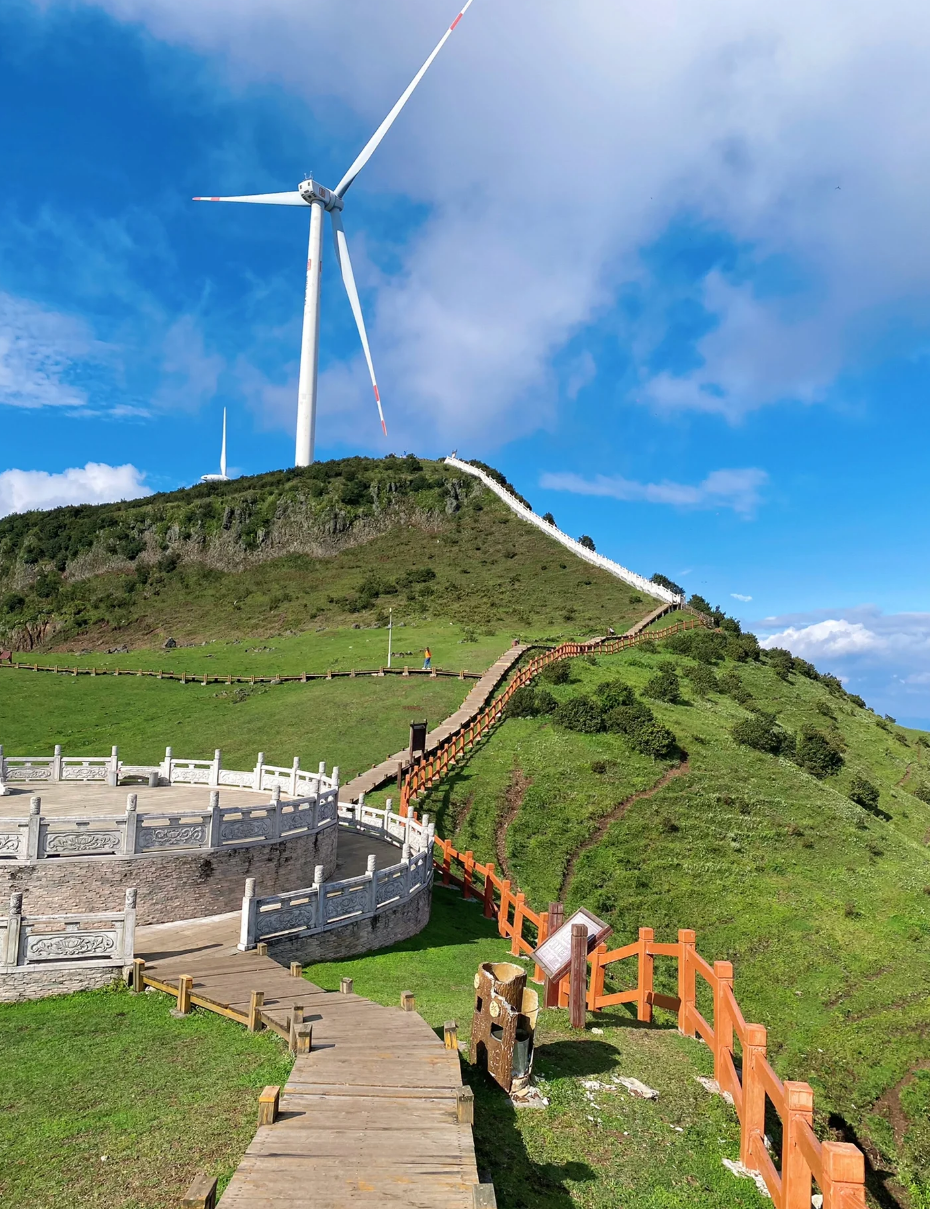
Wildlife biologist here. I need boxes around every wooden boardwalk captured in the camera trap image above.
[340,643,529,804]
[137,915,482,1208]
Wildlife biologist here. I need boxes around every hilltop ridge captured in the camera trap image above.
[0,456,658,650]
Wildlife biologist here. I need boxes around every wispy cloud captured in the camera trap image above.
[539,467,768,517]
[0,293,105,410]
[731,593,753,602]
[0,463,151,518]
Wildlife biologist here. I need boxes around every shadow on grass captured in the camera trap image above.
[827,1113,906,1209]
[466,1062,596,1208]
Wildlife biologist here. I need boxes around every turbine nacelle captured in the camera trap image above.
[298,178,343,211]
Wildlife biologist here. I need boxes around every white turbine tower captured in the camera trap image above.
[201,408,230,482]
[194,0,475,467]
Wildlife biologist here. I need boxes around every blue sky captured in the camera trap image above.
[1,0,929,725]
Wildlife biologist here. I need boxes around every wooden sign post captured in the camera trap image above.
[531,906,611,1026]
[569,923,588,1029]
[543,902,564,1008]
[409,721,427,760]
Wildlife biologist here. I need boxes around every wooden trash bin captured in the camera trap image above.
[470,961,539,1094]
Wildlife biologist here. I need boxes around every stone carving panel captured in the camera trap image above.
[61,766,108,781]
[137,824,207,851]
[323,884,367,923]
[255,903,316,937]
[44,830,121,856]
[0,833,23,857]
[7,766,52,781]
[26,931,117,961]
[219,818,271,844]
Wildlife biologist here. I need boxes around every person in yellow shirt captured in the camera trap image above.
[422,647,432,670]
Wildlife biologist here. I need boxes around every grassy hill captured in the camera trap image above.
[410,632,930,1207]
[0,456,656,652]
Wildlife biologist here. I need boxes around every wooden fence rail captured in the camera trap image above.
[397,613,866,1207]
[399,615,706,814]
[429,843,866,1208]
[0,662,478,684]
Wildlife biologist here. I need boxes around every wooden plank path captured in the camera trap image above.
[137,916,482,1208]
[341,643,530,804]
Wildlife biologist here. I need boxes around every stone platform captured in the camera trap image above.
[0,782,273,818]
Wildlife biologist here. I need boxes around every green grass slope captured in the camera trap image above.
[0,456,656,651]
[416,640,930,1206]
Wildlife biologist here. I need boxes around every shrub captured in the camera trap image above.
[766,647,794,681]
[815,700,837,721]
[719,669,752,705]
[847,693,866,709]
[732,712,788,755]
[685,664,719,697]
[849,775,880,812]
[912,784,930,805]
[534,689,557,715]
[628,719,678,758]
[539,659,571,685]
[595,679,637,710]
[796,726,844,778]
[651,572,684,597]
[542,512,556,525]
[578,535,596,551]
[506,687,542,718]
[1,593,25,614]
[552,696,603,734]
[604,702,654,735]
[643,669,681,704]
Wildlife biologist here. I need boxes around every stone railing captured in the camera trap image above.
[238,801,434,949]
[0,744,339,798]
[1,887,136,970]
[444,456,685,606]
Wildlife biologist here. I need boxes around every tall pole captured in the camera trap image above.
[220,408,227,478]
[387,608,393,669]
[295,200,325,467]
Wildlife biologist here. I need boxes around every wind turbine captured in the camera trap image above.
[201,407,230,482]
[194,0,475,467]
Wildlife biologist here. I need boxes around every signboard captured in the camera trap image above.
[531,908,612,983]
[409,721,428,758]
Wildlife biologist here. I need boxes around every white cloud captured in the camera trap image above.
[539,467,767,516]
[731,593,752,602]
[0,463,151,518]
[60,0,930,445]
[754,606,930,725]
[0,293,101,410]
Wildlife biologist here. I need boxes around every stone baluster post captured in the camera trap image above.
[210,748,222,789]
[124,794,138,854]
[317,760,326,792]
[420,814,430,854]
[26,797,41,861]
[331,766,340,792]
[357,792,365,825]
[52,744,63,782]
[238,878,258,951]
[208,790,221,848]
[367,854,378,913]
[107,745,119,787]
[254,751,265,792]
[5,892,23,966]
[290,756,299,797]
[401,842,411,893]
[267,783,282,842]
[313,865,325,927]
[122,887,138,965]
[162,746,173,786]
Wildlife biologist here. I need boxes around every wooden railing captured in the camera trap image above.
[0,661,477,684]
[399,614,708,814]
[429,844,866,1207]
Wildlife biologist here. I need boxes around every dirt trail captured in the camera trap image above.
[559,759,690,902]
[495,766,532,882]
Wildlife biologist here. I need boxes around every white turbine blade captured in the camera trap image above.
[331,210,387,435]
[334,0,475,198]
[192,191,308,206]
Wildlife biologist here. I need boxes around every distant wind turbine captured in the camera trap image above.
[201,407,230,482]
[194,0,476,467]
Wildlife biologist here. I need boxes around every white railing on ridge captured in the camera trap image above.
[444,456,684,606]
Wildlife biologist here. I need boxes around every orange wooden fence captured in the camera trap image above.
[399,614,707,815]
[428,842,866,1208]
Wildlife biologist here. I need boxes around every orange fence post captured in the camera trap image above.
[587,942,607,1010]
[510,892,526,956]
[677,928,696,1036]
[482,863,496,918]
[637,927,654,1023]
[441,839,452,886]
[782,1081,814,1209]
[821,1141,867,1209]
[498,880,511,939]
[739,1023,768,1170]
[712,960,734,1087]
[533,911,548,985]
[463,851,475,900]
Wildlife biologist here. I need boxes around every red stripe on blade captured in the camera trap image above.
[381,419,388,435]
[373,385,381,402]
[450,12,463,29]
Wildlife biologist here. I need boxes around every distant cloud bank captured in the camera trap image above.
[755,607,930,727]
[0,463,151,519]
[539,468,767,516]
